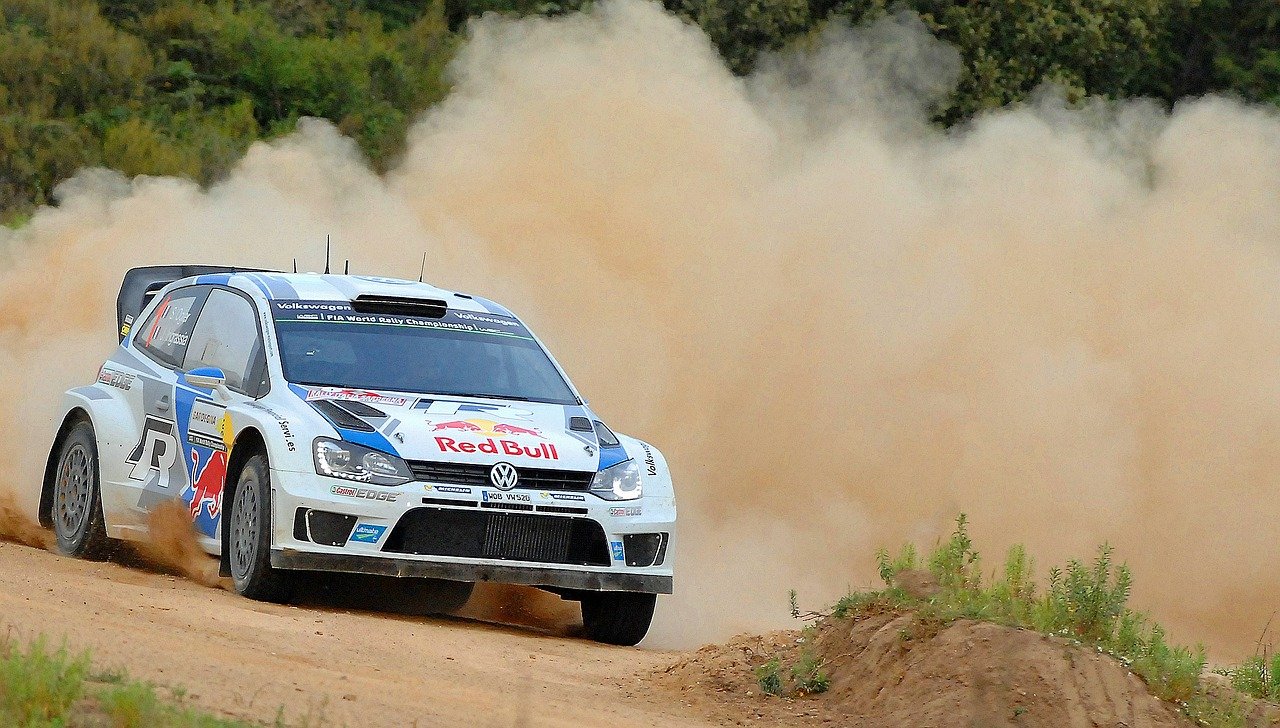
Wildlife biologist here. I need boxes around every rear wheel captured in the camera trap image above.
[228,454,293,603]
[51,421,114,559]
[580,591,656,646]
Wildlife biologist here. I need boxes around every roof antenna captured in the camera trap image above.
[418,252,427,283]
[344,260,350,275]
[292,258,297,273]
[324,236,331,274]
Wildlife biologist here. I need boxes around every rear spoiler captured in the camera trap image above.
[116,265,273,341]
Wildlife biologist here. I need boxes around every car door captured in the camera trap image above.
[123,286,209,528]
[174,287,268,551]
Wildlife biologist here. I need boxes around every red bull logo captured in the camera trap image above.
[427,418,553,459]
[188,449,225,520]
[493,423,541,437]
[432,420,484,432]
[435,437,559,460]
[428,419,544,438]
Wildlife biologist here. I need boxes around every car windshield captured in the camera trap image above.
[271,301,578,405]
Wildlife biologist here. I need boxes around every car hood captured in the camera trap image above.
[295,386,604,472]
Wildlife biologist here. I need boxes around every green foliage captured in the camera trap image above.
[443,0,591,32]
[789,652,830,695]
[927,513,980,591]
[755,657,783,696]
[5,0,1280,224]
[0,637,89,725]
[875,542,917,586]
[753,652,828,698]
[0,0,456,220]
[1128,625,1204,702]
[1164,0,1280,104]
[665,0,811,74]
[95,679,259,727]
[0,633,310,727]
[1034,545,1132,643]
[1228,650,1280,701]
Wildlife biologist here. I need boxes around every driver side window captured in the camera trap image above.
[136,288,205,368]
[183,289,265,396]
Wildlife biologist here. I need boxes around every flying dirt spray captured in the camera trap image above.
[3,0,1280,657]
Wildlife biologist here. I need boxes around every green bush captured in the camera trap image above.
[1229,651,1280,701]
[789,653,830,695]
[755,658,784,696]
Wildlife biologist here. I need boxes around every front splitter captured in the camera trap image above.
[271,548,674,594]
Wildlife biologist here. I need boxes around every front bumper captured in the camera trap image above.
[271,549,672,593]
[268,467,676,595]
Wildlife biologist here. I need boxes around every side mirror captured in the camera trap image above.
[185,367,228,397]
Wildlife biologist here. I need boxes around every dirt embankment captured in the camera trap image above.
[659,610,1201,728]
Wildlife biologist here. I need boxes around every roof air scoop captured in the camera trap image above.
[351,295,447,319]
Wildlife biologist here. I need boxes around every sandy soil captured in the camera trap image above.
[0,540,728,728]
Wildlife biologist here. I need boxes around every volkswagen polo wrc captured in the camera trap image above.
[40,266,675,645]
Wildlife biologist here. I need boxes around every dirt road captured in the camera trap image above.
[0,541,727,728]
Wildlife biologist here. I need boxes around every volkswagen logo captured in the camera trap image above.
[489,462,519,490]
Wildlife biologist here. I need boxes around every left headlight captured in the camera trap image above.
[590,458,642,501]
[313,438,413,486]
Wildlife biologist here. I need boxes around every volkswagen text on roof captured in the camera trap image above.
[41,266,675,645]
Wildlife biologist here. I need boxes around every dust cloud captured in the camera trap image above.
[3,0,1280,658]
[0,492,53,549]
[126,501,227,588]
[458,584,581,634]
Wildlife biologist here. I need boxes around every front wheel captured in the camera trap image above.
[228,453,293,603]
[51,420,114,559]
[580,591,656,646]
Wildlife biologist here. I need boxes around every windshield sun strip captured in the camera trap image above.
[272,318,536,341]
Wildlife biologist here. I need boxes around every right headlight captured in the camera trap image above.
[590,458,642,501]
[313,438,412,486]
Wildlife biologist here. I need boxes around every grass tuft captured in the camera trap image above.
[0,633,316,726]
[0,636,89,724]
[790,653,830,695]
[755,658,784,696]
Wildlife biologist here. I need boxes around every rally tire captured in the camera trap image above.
[51,421,114,559]
[228,454,293,603]
[580,591,656,646]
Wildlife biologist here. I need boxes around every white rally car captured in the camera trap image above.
[40,266,674,645]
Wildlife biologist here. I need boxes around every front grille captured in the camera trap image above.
[407,460,594,492]
[383,507,610,566]
[480,501,534,512]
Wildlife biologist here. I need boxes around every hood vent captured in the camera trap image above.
[311,399,376,432]
[328,399,387,419]
[351,295,447,318]
[569,417,593,432]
